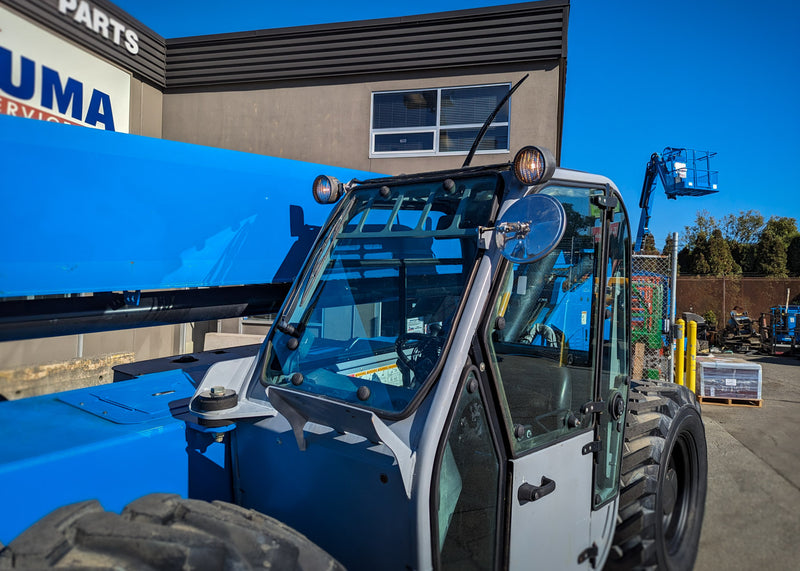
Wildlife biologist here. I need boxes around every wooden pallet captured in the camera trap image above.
[697,395,763,408]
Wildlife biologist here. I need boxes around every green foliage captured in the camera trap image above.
[662,234,679,273]
[763,216,798,248]
[729,242,757,273]
[702,309,717,327]
[641,233,660,255]
[680,210,796,276]
[786,235,800,276]
[720,210,764,244]
[686,232,711,274]
[706,229,740,276]
[755,229,788,277]
[682,210,718,247]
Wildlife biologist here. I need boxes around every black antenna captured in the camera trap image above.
[462,74,529,168]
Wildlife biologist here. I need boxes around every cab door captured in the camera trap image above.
[483,185,605,569]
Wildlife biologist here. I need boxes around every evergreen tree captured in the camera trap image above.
[763,216,798,249]
[730,242,757,274]
[720,210,763,272]
[787,235,800,277]
[687,231,711,274]
[641,233,660,255]
[677,245,692,274]
[755,229,788,277]
[706,229,740,275]
[690,250,711,274]
[662,234,678,262]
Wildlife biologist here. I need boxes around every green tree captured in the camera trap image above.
[682,210,719,247]
[730,242,758,274]
[707,229,740,276]
[686,231,711,274]
[720,210,764,244]
[663,233,678,263]
[679,211,717,274]
[677,245,692,274]
[755,229,788,277]
[690,250,711,274]
[641,233,660,255]
[721,210,763,273]
[763,216,798,249]
[787,235,800,276]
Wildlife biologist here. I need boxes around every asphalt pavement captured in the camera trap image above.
[694,353,800,571]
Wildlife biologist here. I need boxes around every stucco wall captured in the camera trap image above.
[129,78,164,138]
[161,62,561,174]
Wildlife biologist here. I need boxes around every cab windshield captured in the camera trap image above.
[260,175,499,415]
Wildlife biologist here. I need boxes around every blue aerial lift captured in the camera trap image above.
[761,305,800,355]
[635,147,719,251]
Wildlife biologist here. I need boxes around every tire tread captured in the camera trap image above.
[606,380,707,571]
[0,494,344,571]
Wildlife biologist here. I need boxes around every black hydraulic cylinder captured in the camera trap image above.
[0,284,291,342]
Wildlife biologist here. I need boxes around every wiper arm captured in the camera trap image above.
[462,74,529,168]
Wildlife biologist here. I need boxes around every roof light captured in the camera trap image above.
[312,175,343,204]
[513,146,556,185]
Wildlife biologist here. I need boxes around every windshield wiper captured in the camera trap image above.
[462,74,529,168]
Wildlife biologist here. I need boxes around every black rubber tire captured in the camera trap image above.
[0,493,344,570]
[606,380,708,571]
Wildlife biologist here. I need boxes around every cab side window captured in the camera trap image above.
[485,186,602,454]
[436,371,500,570]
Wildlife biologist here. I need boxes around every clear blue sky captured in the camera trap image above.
[115,0,800,250]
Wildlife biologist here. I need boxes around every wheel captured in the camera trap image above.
[606,380,708,570]
[0,494,344,570]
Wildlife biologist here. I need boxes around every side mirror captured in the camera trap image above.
[496,193,566,263]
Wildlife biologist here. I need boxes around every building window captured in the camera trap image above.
[370,83,510,157]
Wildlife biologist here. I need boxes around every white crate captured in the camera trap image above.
[697,358,762,400]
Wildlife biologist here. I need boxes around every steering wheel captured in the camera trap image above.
[395,332,444,382]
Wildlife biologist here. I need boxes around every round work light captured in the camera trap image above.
[513,146,556,186]
[312,175,343,204]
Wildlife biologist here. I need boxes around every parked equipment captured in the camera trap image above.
[760,305,800,355]
[635,147,718,251]
[723,306,762,353]
[0,115,707,570]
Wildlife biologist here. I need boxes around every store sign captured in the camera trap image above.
[0,6,130,131]
[57,0,140,55]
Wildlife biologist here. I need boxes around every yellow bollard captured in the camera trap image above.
[687,320,697,393]
[675,319,685,386]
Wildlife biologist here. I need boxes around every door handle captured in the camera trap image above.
[518,476,556,504]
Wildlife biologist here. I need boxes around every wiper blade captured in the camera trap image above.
[462,74,529,168]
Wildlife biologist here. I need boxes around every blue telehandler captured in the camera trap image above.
[0,113,707,570]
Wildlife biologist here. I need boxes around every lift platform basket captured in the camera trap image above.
[661,148,719,198]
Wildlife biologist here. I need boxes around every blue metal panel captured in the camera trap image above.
[0,370,212,544]
[0,114,376,297]
[58,371,196,423]
[234,417,414,570]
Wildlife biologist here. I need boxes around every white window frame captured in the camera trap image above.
[369,83,511,158]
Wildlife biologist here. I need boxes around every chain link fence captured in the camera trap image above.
[631,254,675,381]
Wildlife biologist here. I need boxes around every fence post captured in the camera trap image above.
[676,318,685,385]
[687,320,697,393]
[669,232,678,384]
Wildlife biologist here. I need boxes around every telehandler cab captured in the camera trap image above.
[1,141,707,570]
